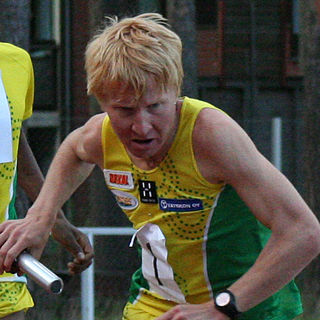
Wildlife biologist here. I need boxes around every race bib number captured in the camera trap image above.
[133,223,186,303]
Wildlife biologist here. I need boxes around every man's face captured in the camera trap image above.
[100,79,179,163]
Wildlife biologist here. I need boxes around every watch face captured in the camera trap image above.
[216,292,231,306]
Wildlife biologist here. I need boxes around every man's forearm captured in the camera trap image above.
[228,221,320,312]
[17,129,45,202]
[27,130,95,223]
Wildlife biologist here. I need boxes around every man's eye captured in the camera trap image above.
[149,103,159,109]
[115,107,134,116]
[118,107,133,112]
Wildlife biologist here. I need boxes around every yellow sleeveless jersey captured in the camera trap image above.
[0,43,34,285]
[102,97,223,303]
[0,43,33,223]
[102,97,302,319]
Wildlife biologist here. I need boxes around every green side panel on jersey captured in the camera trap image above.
[128,246,150,303]
[8,172,18,220]
[206,185,302,319]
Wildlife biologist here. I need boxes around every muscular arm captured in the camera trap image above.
[25,113,105,222]
[157,108,320,320]
[26,125,97,224]
[194,108,320,312]
[0,115,104,272]
[17,129,94,273]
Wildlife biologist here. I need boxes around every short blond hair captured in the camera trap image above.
[85,13,183,100]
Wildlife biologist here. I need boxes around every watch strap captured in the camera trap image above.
[214,289,241,319]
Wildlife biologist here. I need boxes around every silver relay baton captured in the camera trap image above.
[16,252,64,294]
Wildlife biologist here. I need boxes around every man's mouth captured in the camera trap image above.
[132,139,153,145]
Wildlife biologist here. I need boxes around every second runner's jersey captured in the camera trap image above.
[102,97,302,319]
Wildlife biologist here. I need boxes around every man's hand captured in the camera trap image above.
[0,215,51,274]
[51,211,94,274]
[155,301,228,320]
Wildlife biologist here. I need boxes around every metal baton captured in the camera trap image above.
[16,252,64,294]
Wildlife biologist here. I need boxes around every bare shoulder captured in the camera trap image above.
[192,107,319,234]
[193,107,261,184]
[74,113,107,166]
[81,113,106,137]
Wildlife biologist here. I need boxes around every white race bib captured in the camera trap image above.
[0,70,13,163]
[132,223,186,303]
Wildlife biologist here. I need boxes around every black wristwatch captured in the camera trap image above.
[214,290,242,319]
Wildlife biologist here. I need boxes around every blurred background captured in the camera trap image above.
[0,0,320,319]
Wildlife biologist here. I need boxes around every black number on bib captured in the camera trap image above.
[146,242,163,286]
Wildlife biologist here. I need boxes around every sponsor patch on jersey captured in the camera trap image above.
[111,189,138,210]
[104,169,134,190]
[159,198,203,212]
[138,180,158,204]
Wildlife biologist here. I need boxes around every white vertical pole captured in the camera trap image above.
[81,232,95,320]
[78,227,135,320]
[271,117,282,171]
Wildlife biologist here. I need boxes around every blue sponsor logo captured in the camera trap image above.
[159,198,203,212]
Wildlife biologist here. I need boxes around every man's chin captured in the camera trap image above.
[128,141,157,157]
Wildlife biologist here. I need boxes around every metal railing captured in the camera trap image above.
[78,227,135,320]
[271,117,282,171]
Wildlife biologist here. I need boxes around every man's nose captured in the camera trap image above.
[131,110,152,136]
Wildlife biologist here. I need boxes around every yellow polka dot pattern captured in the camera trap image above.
[0,282,34,317]
[0,98,22,181]
[130,155,214,241]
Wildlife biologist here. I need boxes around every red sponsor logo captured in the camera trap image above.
[109,173,129,186]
